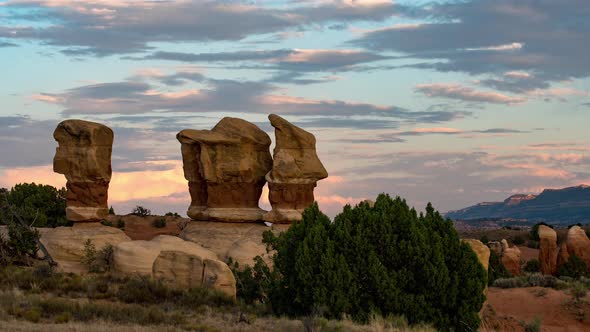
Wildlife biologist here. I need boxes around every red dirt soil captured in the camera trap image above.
[484,287,590,331]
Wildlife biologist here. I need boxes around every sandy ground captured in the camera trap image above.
[485,287,590,332]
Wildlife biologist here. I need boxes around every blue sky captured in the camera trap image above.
[0,0,589,217]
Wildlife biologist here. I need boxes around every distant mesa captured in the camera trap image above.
[446,185,590,225]
[53,119,113,222]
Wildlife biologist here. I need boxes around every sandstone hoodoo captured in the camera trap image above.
[53,119,114,222]
[177,117,272,222]
[501,239,522,276]
[565,225,590,266]
[263,114,328,223]
[538,225,558,275]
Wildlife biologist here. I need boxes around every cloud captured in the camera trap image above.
[352,0,590,86]
[0,41,17,47]
[415,83,526,104]
[1,0,399,56]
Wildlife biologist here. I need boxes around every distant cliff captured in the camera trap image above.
[446,185,590,224]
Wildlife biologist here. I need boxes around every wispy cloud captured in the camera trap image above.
[415,83,526,104]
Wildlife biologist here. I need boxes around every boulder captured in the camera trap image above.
[488,241,502,255]
[263,114,328,223]
[152,251,236,299]
[39,224,130,273]
[565,226,590,266]
[53,120,113,222]
[501,242,522,276]
[180,221,289,267]
[538,225,558,275]
[112,235,217,276]
[177,118,272,222]
[463,239,491,272]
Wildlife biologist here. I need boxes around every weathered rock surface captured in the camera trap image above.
[177,118,272,222]
[565,226,590,266]
[180,221,289,267]
[53,120,113,222]
[557,242,570,268]
[501,240,522,276]
[463,238,491,315]
[264,114,328,223]
[39,224,130,273]
[538,225,558,275]
[488,241,502,256]
[113,235,235,297]
[112,235,217,276]
[152,251,236,298]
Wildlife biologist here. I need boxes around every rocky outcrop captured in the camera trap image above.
[113,235,235,298]
[177,118,272,222]
[538,225,558,275]
[180,221,289,267]
[53,120,113,222]
[39,224,130,273]
[557,242,569,268]
[488,241,502,256]
[501,239,522,276]
[464,239,491,272]
[565,226,590,266]
[263,114,328,223]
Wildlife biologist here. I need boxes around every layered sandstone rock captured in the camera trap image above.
[180,221,289,267]
[538,225,558,275]
[263,114,328,223]
[39,224,130,273]
[152,251,236,298]
[557,242,569,268]
[565,226,590,266]
[53,120,113,222]
[112,235,217,276]
[177,118,272,222]
[501,239,522,276]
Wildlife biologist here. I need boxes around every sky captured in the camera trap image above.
[0,0,589,218]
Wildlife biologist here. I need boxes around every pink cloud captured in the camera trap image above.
[415,83,526,104]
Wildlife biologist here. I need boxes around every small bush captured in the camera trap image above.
[524,259,541,273]
[512,235,525,245]
[559,254,590,278]
[152,218,167,228]
[522,317,541,332]
[54,311,71,323]
[480,235,489,244]
[569,281,588,304]
[527,240,540,249]
[165,212,181,218]
[82,240,113,273]
[132,206,151,217]
[488,251,511,285]
[108,206,115,215]
[116,218,125,229]
[101,219,114,227]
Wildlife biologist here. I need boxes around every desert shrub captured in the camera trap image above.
[569,281,588,304]
[488,251,511,285]
[0,183,68,228]
[152,218,167,228]
[132,206,151,217]
[524,259,541,273]
[229,256,274,304]
[559,254,590,278]
[527,240,539,249]
[116,218,125,229]
[0,222,40,265]
[493,277,527,288]
[512,235,525,245]
[101,219,114,227]
[529,223,553,242]
[263,195,486,331]
[165,212,181,218]
[108,206,115,215]
[522,317,542,332]
[493,274,561,289]
[479,235,489,244]
[82,240,113,273]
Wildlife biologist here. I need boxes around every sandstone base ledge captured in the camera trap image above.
[203,208,268,223]
[263,209,304,224]
[180,221,290,267]
[39,223,131,274]
[66,206,109,222]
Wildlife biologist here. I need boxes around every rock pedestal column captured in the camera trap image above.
[538,225,558,275]
[177,117,272,222]
[263,114,328,223]
[53,120,113,222]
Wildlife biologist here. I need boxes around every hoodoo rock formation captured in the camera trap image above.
[565,225,590,266]
[263,114,328,223]
[501,239,522,276]
[177,118,273,222]
[53,120,114,222]
[538,225,558,275]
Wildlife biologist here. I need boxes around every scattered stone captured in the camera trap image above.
[39,223,130,273]
[538,225,558,275]
[53,120,113,222]
[263,114,328,223]
[177,117,272,222]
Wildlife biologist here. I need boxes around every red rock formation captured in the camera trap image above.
[565,226,590,266]
[263,114,328,223]
[501,239,522,276]
[538,225,558,275]
[53,120,113,222]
